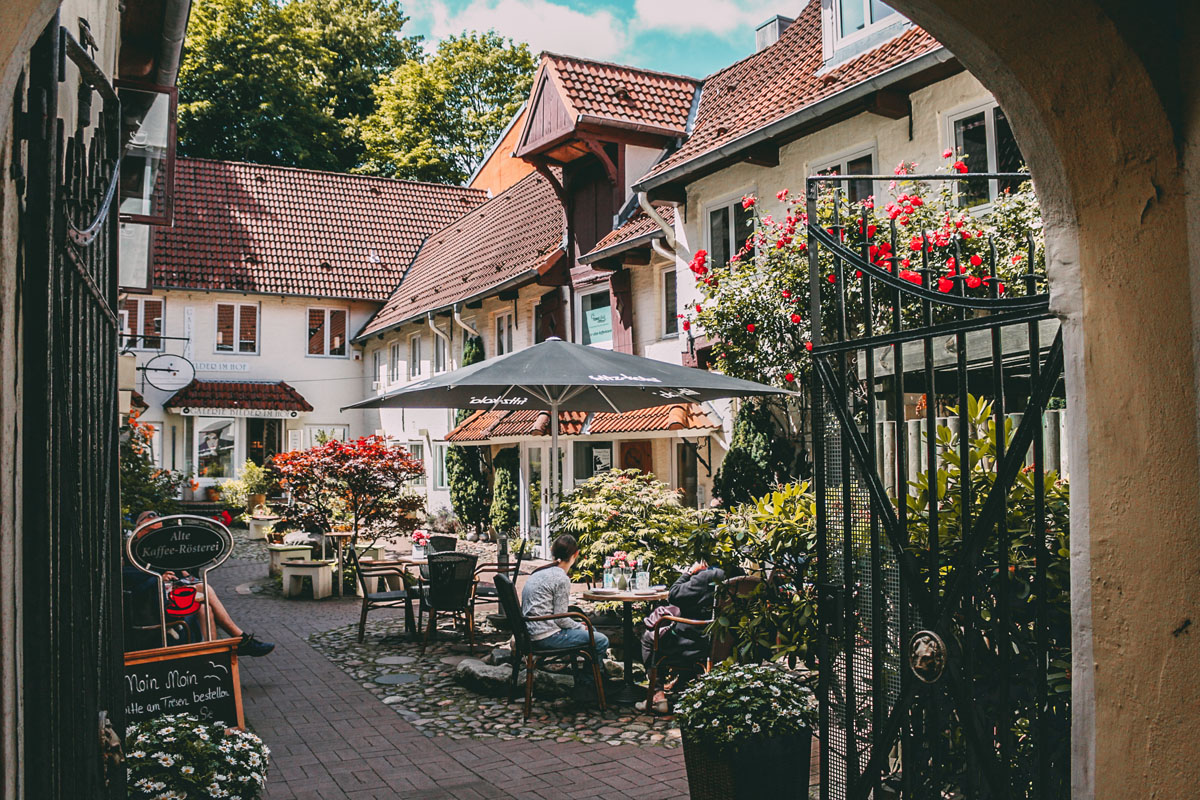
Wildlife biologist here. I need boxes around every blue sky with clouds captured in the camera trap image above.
[404,0,801,78]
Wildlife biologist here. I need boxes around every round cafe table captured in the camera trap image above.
[582,587,668,705]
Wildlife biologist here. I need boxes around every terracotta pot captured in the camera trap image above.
[205,486,221,502]
[249,493,267,510]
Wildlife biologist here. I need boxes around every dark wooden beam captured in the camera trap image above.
[497,289,520,302]
[743,142,779,167]
[646,184,687,204]
[581,138,620,187]
[867,88,911,120]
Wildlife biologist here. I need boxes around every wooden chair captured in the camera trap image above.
[421,552,479,653]
[644,575,763,707]
[494,574,607,721]
[348,546,415,643]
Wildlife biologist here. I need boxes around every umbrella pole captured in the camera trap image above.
[547,400,558,558]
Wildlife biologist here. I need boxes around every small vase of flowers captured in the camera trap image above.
[411,529,430,559]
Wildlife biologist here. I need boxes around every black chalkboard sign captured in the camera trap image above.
[128,516,233,574]
[124,639,244,728]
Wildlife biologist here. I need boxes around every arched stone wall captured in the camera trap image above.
[882,2,1200,798]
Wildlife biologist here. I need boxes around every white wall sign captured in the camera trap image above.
[184,306,194,361]
[178,407,301,419]
[194,361,251,373]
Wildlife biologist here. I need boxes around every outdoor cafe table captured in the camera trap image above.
[325,532,354,597]
[581,587,668,705]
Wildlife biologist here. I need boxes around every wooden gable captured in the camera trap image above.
[516,69,576,157]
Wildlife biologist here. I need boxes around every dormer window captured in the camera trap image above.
[836,0,897,43]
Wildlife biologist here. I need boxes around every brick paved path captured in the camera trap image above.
[212,558,691,800]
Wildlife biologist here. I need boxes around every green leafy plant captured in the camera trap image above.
[120,411,185,524]
[675,663,817,746]
[447,335,491,538]
[125,713,270,799]
[489,446,520,538]
[712,398,797,507]
[702,482,820,666]
[552,469,701,586]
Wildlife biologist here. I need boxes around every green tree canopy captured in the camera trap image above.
[359,32,535,183]
[446,336,491,537]
[177,0,419,171]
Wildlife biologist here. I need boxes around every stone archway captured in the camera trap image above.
[874,2,1200,798]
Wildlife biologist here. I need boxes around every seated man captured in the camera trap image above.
[125,510,274,657]
[520,534,609,690]
[636,560,734,713]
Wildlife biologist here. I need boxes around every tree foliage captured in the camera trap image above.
[359,32,535,183]
[178,0,419,172]
[120,411,186,524]
[489,446,520,537]
[273,435,425,540]
[712,399,795,507]
[446,335,490,537]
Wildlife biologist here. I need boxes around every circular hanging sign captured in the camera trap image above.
[128,515,233,575]
[141,353,196,392]
[908,630,949,684]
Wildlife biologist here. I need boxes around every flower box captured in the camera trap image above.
[681,730,811,800]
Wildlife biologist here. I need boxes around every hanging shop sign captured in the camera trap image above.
[177,406,301,419]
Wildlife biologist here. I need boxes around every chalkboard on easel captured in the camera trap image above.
[124,638,244,728]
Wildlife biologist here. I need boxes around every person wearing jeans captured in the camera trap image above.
[521,534,609,685]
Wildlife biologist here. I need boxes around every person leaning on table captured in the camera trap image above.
[520,534,610,688]
[123,510,275,657]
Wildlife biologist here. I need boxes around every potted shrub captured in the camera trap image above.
[675,663,817,800]
[125,712,270,799]
[239,459,274,511]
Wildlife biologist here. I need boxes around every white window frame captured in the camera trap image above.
[371,349,384,391]
[945,100,1018,210]
[408,441,426,486]
[432,326,449,374]
[408,333,424,380]
[661,266,679,339]
[389,341,401,384]
[306,306,349,358]
[123,295,166,352]
[704,186,756,270]
[213,301,260,355]
[574,285,614,350]
[812,144,878,204]
[831,0,899,50]
[433,443,449,490]
[493,310,514,357]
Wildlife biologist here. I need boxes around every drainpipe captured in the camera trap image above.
[428,313,452,370]
[638,191,683,253]
[452,304,479,338]
[155,0,194,86]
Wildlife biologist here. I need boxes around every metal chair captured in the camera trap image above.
[348,547,416,643]
[644,575,763,707]
[471,539,528,619]
[494,574,607,721]
[421,551,479,653]
[429,534,458,553]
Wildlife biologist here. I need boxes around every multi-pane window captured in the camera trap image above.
[215,302,258,354]
[307,308,347,356]
[950,104,1023,207]
[433,329,448,373]
[121,296,164,351]
[433,444,448,489]
[408,442,426,486]
[409,333,423,379]
[389,342,401,383]
[662,268,678,337]
[815,150,876,204]
[836,0,897,42]
[494,311,514,356]
[707,198,753,270]
[372,349,383,387]
[577,290,613,347]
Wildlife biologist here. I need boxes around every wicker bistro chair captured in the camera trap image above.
[471,539,529,619]
[348,547,416,643]
[644,575,763,707]
[421,551,479,653]
[494,575,607,721]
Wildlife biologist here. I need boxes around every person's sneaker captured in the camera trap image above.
[238,633,275,657]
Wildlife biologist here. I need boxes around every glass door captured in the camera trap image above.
[521,441,563,556]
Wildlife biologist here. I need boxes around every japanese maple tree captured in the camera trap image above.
[273,435,425,542]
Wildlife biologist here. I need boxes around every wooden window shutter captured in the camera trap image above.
[609,270,634,353]
[536,288,565,342]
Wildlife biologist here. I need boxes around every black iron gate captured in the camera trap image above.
[806,174,1070,799]
[14,15,124,798]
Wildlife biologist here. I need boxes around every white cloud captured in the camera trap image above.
[426,0,630,61]
[631,0,793,39]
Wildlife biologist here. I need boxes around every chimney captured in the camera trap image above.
[756,15,795,51]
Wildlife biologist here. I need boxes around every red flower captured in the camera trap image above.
[695,304,702,313]
[746,323,756,332]
[790,313,802,324]
[899,269,922,284]
[970,254,983,267]
[998,282,1006,294]
[953,160,968,174]
[804,341,813,352]
[781,289,791,299]
[741,195,756,210]
[965,276,983,289]
[945,256,956,271]
[937,277,953,293]
[943,148,953,159]
[682,320,691,331]
[827,274,836,284]
[776,189,789,201]
[785,372,795,382]
[855,270,863,279]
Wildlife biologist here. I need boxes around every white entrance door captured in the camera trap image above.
[520,442,563,555]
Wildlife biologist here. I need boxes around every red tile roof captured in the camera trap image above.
[580,204,675,264]
[444,403,717,443]
[163,380,314,412]
[358,170,566,338]
[637,5,943,187]
[153,159,488,301]
[543,53,699,135]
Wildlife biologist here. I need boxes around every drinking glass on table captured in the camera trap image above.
[635,565,650,591]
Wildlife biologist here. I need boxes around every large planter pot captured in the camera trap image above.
[681,729,811,800]
[205,486,221,502]
[249,493,267,511]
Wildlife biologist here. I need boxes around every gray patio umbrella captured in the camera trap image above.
[344,337,789,536]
